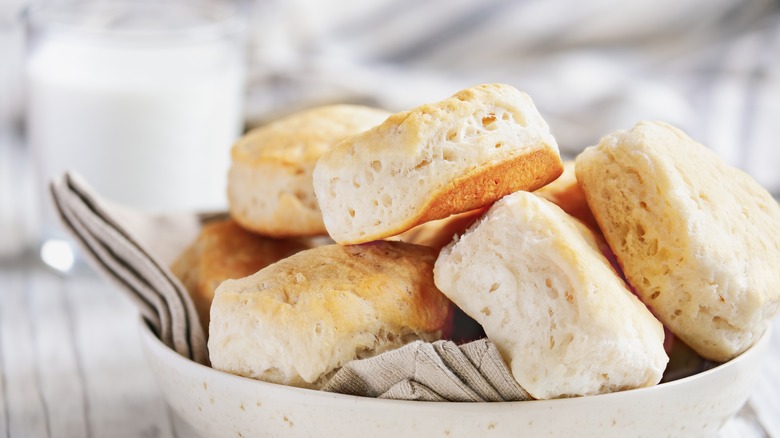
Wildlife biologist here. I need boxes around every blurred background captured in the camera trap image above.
[2,0,780,259]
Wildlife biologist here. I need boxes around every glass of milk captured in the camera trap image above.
[25,0,246,268]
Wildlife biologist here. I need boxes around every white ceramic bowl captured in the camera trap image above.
[139,321,770,438]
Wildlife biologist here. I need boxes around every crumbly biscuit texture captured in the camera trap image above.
[313,83,563,244]
[576,121,780,362]
[434,191,668,399]
[208,241,451,388]
[229,105,390,237]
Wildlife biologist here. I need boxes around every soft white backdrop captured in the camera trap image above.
[3,0,780,189]
[238,0,780,191]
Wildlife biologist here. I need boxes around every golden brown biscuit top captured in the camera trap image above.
[326,83,542,165]
[194,219,310,293]
[171,218,310,328]
[231,104,390,166]
[216,241,451,335]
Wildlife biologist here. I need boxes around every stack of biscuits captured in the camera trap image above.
[171,83,780,400]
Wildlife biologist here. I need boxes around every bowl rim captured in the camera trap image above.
[139,317,771,408]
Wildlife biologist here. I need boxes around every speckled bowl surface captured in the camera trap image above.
[139,321,770,438]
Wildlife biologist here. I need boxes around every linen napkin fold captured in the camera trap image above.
[323,339,532,402]
[49,171,209,365]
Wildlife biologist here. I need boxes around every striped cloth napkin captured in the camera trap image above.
[49,171,210,366]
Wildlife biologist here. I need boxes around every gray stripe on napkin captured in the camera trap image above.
[50,185,167,341]
[49,172,208,365]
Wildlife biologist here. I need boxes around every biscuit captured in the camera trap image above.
[313,83,563,244]
[228,105,390,237]
[535,161,599,231]
[576,121,780,362]
[208,241,452,389]
[170,218,309,331]
[394,208,486,251]
[433,191,668,399]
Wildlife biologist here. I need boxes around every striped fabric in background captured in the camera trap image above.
[243,0,780,194]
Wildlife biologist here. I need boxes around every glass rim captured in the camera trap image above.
[22,0,247,44]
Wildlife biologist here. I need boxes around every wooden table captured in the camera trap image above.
[0,248,779,438]
[0,253,201,437]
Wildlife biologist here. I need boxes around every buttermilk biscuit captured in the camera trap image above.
[434,191,668,400]
[313,83,563,244]
[576,121,780,362]
[535,161,599,231]
[394,208,487,251]
[229,105,390,237]
[170,218,309,331]
[208,241,452,389]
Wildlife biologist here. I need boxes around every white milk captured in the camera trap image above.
[26,2,245,239]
